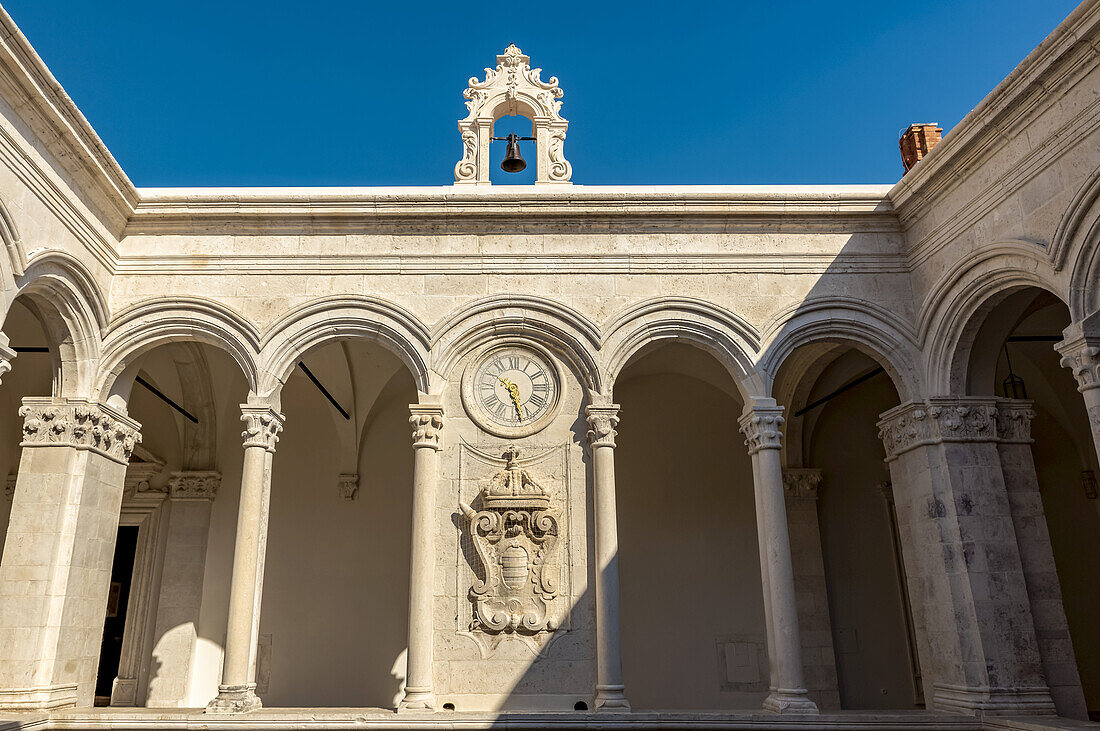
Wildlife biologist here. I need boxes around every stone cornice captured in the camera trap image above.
[889,1,1100,240]
[877,398,1037,460]
[0,7,136,230]
[19,397,141,465]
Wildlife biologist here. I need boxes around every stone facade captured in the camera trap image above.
[0,1,1096,728]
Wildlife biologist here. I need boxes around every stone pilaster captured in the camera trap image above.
[877,398,1055,716]
[206,407,282,714]
[782,469,840,710]
[740,403,817,714]
[586,402,630,710]
[0,398,140,710]
[1055,334,1100,468]
[399,402,443,711]
[994,402,1087,719]
[146,472,221,708]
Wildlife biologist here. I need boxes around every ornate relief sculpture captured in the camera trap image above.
[460,445,561,640]
[20,397,141,465]
[454,44,571,185]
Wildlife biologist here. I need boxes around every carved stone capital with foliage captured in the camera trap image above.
[783,468,822,500]
[168,471,221,500]
[739,406,785,455]
[19,397,141,465]
[995,400,1035,444]
[878,398,1001,460]
[1056,336,1100,392]
[240,407,283,452]
[585,404,620,448]
[409,405,444,451]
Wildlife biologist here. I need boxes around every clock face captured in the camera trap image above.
[463,346,561,437]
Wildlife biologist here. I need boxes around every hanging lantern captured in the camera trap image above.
[1002,344,1027,399]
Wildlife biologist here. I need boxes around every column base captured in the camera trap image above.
[205,684,262,714]
[763,688,818,714]
[595,684,630,711]
[397,688,435,712]
[931,683,1056,716]
[0,684,78,711]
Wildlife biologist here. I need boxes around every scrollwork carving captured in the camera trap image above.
[1057,340,1100,392]
[782,469,822,500]
[19,398,141,465]
[586,405,620,448]
[459,446,561,639]
[240,408,283,452]
[168,471,221,500]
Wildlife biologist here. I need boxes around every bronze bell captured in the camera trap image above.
[500,133,526,173]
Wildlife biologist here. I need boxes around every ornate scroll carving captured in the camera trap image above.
[877,398,1002,460]
[168,471,221,500]
[19,397,141,465]
[337,473,359,501]
[455,44,571,185]
[240,407,283,452]
[460,446,561,643]
[585,404,620,448]
[783,469,822,500]
[739,407,785,455]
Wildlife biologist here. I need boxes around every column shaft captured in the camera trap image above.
[740,405,817,714]
[399,403,443,711]
[206,407,281,714]
[587,403,629,710]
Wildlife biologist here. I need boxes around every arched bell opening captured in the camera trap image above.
[958,286,1099,720]
[256,338,417,708]
[489,115,536,185]
[772,343,919,711]
[612,341,764,710]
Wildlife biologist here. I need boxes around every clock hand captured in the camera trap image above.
[498,376,524,420]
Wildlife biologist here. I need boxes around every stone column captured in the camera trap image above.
[146,472,221,708]
[586,403,630,711]
[739,404,817,714]
[206,407,282,714]
[0,398,140,710]
[399,402,443,711]
[782,469,840,710]
[995,402,1087,719]
[1056,334,1100,466]
[877,399,1055,715]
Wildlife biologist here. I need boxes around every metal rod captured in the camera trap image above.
[297,361,350,420]
[135,375,198,424]
[1005,335,1062,342]
[794,366,886,418]
[12,346,48,352]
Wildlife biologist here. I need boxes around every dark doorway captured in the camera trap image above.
[94,525,139,706]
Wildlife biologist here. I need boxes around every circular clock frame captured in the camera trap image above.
[460,342,565,439]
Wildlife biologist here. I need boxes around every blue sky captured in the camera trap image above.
[5,1,1081,186]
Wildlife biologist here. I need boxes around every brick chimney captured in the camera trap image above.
[899,123,943,173]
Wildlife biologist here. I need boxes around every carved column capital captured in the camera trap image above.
[168,471,221,500]
[409,405,444,451]
[877,398,1000,460]
[0,337,15,386]
[19,397,142,465]
[240,406,283,453]
[1056,336,1100,392]
[995,400,1035,444]
[739,406,785,455]
[782,468,822,500]
[338,473,359,501]
[586,404,620,448]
